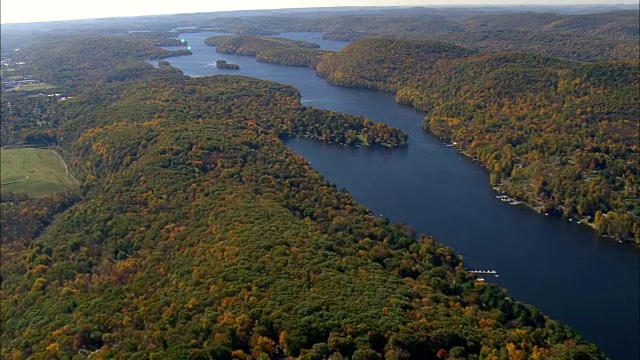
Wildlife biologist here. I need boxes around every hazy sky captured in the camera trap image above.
[2,0,638,24]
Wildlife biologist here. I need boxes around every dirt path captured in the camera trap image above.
[48,148,80,186]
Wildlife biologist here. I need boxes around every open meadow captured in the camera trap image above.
[1,148,78,197]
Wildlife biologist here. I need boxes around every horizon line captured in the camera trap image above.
[2,3,638,25]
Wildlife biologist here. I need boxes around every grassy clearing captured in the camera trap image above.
[1,148,78,197]
[14,83,57,92]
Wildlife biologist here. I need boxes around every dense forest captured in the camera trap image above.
[204,36,320,56]
[13,35,191,92]
[256,48,333,68]
[204,35,332,68]
[317,10,639,62]
[195,9,639,62]
[0,92,62,146]
[4,6,636,62]
[0,30,605,359]
[316,38,640,243]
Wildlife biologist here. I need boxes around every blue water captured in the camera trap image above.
[159,32,640,359]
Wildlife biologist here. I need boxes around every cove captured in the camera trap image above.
[161,32,640,359]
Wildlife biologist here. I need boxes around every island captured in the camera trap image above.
[215,59,240,69]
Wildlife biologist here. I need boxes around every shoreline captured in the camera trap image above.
[314,74,637,246]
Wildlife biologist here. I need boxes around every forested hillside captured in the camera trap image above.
[461,10,639,42]
[317,38,640,243]
[195,9,639,62]
[5,7,636,62]
[0,33,605,359]
[204,36,319,55]
[316,38,476,92]
[319,10,639,62]
[256,48,333,68]
[16,35,191,92]
[205,35,332,68]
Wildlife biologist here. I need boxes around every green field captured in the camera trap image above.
[14,83,57,92]
[1,148,78,197]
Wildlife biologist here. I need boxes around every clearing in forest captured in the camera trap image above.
[1,148,78,197]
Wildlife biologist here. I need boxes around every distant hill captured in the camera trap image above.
[444,10,639,61]
[3,7,636,62]
[462,10,639,42]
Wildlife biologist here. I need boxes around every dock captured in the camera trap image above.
[496,194,521,205]
[469,270,497,274]
[469,269,499,277]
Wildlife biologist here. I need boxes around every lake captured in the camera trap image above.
[159,31,640,359]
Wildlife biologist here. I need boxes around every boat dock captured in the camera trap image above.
[469,269,499,277]
[496,194,522,206]
[469,270,497,274]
